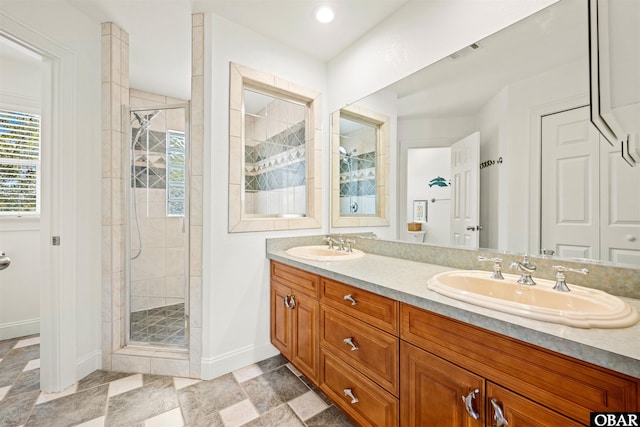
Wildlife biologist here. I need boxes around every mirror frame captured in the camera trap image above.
[228,62,322,232]
[331,105,389,228]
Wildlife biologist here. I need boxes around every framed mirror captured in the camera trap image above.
[331,104,389,227]
[228,62,322,232]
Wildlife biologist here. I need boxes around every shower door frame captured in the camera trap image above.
[123,102,191,352]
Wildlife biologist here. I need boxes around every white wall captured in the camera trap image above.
[328,0,558,111]
[202,14,328,378]
[0,220,40,339]
[1,0,102,387]
[405,148,451,246]
[501,57,588,253]
[0,45,42,340]
[477,87,509,250]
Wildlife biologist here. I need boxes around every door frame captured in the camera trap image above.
[0,13,77,392]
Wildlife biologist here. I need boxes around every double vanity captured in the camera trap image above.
[267,236,640,426]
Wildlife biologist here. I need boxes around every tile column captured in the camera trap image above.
[101,22,129,370]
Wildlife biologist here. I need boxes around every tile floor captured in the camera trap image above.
[0,335,355,427]
[130,303,186,346]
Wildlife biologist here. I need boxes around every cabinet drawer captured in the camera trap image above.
[320,350,399,427]
[400,303,639,425]
[320,278,398,334]
[271,261,319,298]
[320,305,399,396]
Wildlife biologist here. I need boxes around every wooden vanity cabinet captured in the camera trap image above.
[400,303,639,426]
[319,278,400,427]
[270,262,639,427]
[270,262,320,382]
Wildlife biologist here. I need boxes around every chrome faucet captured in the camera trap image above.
[477,256,504,279]
[336,234,346,251]
[552,265,589,292]
[323,236,335,250]
[510,254,537,285]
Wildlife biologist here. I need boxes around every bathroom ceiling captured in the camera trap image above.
[65,0,409,100]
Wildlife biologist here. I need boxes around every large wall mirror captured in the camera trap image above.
[339,0,640,268]
[331,105,389,227]
[228,62,322,232]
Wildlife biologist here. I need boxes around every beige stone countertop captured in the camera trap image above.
[267,249,640,379]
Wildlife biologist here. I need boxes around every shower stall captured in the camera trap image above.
[125,104,190,349]
[338,116,378,216]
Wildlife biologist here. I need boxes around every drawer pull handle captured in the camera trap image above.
[343,337,359,351]
[462,388,480,420]
[343,388,359,404]
[284,294,296,309]
[343,294,357,306]
[490,398,509,426]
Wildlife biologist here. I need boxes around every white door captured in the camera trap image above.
[541,106,600,259]
[600,139,640,267]
[450,132,480,248]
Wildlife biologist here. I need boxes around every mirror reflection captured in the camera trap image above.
[343,0,640,268]
[243,88,307,217]
[331,105,390,227]
[338,114,377,216]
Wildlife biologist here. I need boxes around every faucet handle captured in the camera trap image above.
[477,256,504,279]
[521,254,536,269]
[551,265,589,292]
[323,236,335,249]
[345,239,356,252]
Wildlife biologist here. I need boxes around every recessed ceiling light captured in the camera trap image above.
[315,6,335,23]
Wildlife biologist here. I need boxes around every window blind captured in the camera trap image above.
[0,109,41,214]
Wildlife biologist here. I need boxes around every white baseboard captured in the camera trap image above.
[0,318,39,341]
[76,350,102,381]
[201,342,280,380]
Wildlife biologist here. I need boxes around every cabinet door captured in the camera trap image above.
[486,382,583,427]
[271,281,292,359]
[400,341,484,427]
[291,291,319,382]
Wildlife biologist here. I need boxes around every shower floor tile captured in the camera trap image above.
[0,335,356,426]
[129,303,186,345]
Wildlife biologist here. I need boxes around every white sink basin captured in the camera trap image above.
[286,245,365,261]
[427,270,640,329]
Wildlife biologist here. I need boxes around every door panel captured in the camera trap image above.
[292,291,319,381]
[450,132,480,248]
[541,106,600,259]
[400,341,483,427]
[270,281,292,358]
[600,141,640,267]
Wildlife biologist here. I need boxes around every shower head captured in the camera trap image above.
[132,110,161,127]
[131,109,161,150]
[145,110,160,122]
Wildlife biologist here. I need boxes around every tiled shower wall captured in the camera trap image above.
[101,15,204,378]
[244,97,306,215]
[339,127,377,215]
[129,89,187,312]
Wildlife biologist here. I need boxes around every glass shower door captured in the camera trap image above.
[126,104,189,349]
